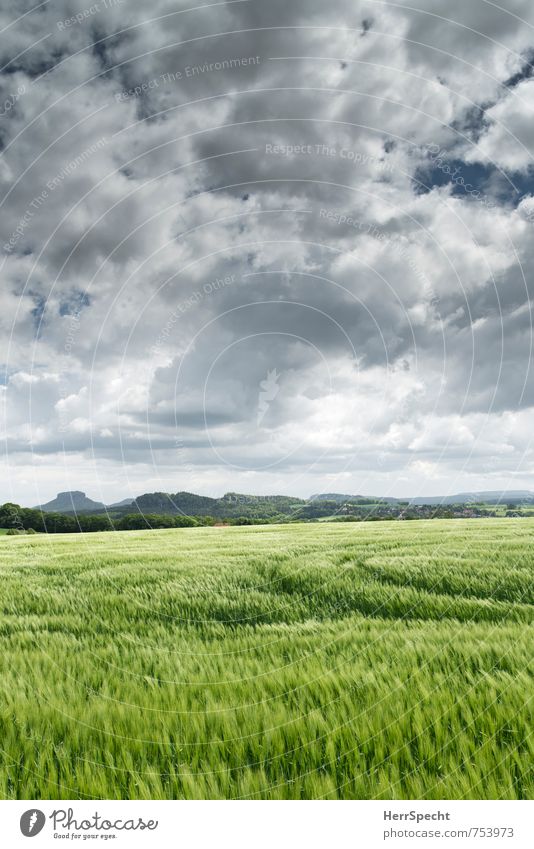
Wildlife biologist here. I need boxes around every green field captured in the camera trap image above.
[0,520,532,799]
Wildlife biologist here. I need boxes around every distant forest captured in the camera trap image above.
[1,490,532,533]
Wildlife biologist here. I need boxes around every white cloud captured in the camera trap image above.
[466,79,534,172]
[1,0,534,503]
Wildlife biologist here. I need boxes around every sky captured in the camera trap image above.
[1,0,534,505]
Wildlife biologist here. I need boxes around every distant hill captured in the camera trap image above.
[310,493,400,504]
[311,490,534,506]
[107,498,135,508]
[409,490,534,506]
[36,491,106,513]
[132,491,304,518]
[29,488,534,517]
[134,491,218,514]
[310,493,365,502]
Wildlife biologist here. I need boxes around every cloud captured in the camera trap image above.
[465,78,534,172]
[1,0,534,503]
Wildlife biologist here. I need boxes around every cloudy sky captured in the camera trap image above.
[1,0,534,505]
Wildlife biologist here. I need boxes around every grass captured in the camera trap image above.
[0,519,532,800]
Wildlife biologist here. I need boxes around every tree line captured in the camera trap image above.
[0,503,203,533]
[0,502,286,533]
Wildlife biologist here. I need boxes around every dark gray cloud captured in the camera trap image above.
[1,0,534,503]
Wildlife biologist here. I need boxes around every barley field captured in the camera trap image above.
[0,520,532,800]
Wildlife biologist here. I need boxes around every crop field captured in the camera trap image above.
[0,520,533,800]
